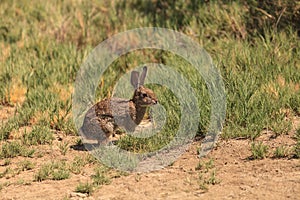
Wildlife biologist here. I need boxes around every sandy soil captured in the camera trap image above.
[0,106,299,200]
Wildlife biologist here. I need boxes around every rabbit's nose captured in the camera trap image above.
[152,99,158,104]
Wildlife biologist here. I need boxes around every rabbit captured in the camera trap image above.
[80,66,158,144]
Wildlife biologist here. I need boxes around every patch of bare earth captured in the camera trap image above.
[0,108,299,199]
[0,106,16,125]
[92,139,300,200]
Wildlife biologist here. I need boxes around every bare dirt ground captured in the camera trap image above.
[0,106,299,200]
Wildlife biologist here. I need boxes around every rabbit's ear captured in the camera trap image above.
[139,66,147,86]
[131,71,140,89]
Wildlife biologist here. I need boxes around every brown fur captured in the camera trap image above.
[80,67,157,143]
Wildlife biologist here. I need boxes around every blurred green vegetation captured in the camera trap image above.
[0,0,299,153]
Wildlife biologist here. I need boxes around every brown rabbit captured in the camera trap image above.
[80,66,157,144]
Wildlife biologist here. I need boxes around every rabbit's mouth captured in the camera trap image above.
[140,99,158,107]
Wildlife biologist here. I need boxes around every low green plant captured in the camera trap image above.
[0,70,12,105]
[91,166,111,186]
[49,99,76,134]
[75,182,94,195]
[34,164,52,182]
[195,159,214,172]
[69,156,88,174]
[205,170,220,185]
[294,129,300,158]
[15,178,32,186]
[58,141,69,156]
[17,160,35,171]
[0,108,34,141]
[196,158,219,191]
[3,158,11,166]
[0,141,35,158]
[273,146,289,158]
[198,170,220,191]
[250,142,269,159]
[22,125,54,145]
[34,161,70,182]
[52,168,70,180]
[269,112,292,137]
[0,167,15,179]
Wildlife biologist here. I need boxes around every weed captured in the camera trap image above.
[0,105,35,141]
[17,160,35,171]
[69,156,87,174]
[269,111,292,137]
[50,99,76,134]
[0,70,12,105]
[205,170,220,185]
[273,146,289,158]
[198,170,220,191]
[75,182,94,195]
[134,174,142,182]
[52,169,70,180]
[195,159,214,172]
[85,154,98,164]
[58,141,69,156]
[0,167,15,179]
[15,179,32,186]
[34,161,70,182]
[3,159,11,166]
[75,138,83,146]
[198,174,208,191]
[250,142,269,159]
[34,164,52,182]
[91,166,111,186]
[22,125,54,145]
[0,141,35,158]
[294,129,300,159]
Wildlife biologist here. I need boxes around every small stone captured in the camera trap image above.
[69,192,88,198]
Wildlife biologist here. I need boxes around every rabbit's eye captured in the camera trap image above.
[141,93,147,98]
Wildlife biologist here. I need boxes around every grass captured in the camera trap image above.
[34,161,70,182]
[250,142,269,160]
[22,125,54,145]
[58,141,69,156]
[75,182,94,195]
[91,166,111,186]
[196,159,220,191]
[273,146,289,158]
[0,141,35,158]
[17,160,35,171]
[195,159,214,172]
[0,0,299,195]
[0,167,14,178]
[294,129,300,158]
[0,0,298,147]
[69,156,89,174]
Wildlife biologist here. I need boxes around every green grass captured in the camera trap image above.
[75,182,94,195]
[273,146,289,158]
[69,156,89,174]
[0,141,35,158]
[196,159,219,191]
[22,125,54,145]
[250,142,269,160]
[34,161,70,182]
[195,159,215,172]
[91,166,111,186]
[58,141,69,156]
[294,129,300,158]
[0,0,299,163]
[17,160,35,171]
